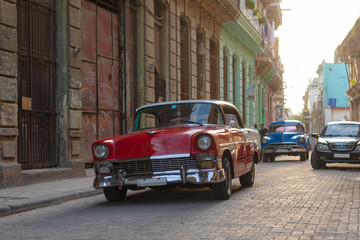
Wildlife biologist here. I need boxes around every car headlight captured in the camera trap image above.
[355,145,360,151]
[316,143,329,151]
[197,135,213,151]
[93,144,109,159]
[298,137,305,143]
[261,138,268,144]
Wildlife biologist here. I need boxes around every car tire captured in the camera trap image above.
[103,187,127,202]
[270,156,275,162]
[263,153,269,162]
[213,157,232,200]
[300,150,309,161]
[239,162,255,187]
[310,151,326,169]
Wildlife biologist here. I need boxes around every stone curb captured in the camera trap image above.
[0,189,102,218]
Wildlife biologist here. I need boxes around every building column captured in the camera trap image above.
[0,0,22,187]
[65,0,85,176]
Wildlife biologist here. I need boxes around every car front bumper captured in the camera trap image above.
[263,145,307,155]
[93,168,225,189]
[315,150,360,163]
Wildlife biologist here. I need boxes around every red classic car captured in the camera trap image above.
[92,100,260,201]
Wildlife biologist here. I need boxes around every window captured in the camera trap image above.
[321,124,360,137]
[210,40,219,99]
[232,56,236,105]
[241,63,246,120]
[197,31,205,99]
[180,18,190,100]
[135,103,222,130]
[269,123,303,133]
[154,0,166,102]
[222,106,244,128]
[223,49,228,101]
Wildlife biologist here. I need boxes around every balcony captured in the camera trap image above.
[255,48,274,76]
[265,57,283,92]
[260,0,280,8]
[265,2,282,29]
[194,0,240,22]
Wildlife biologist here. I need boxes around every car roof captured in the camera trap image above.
[136,100,236,111]
[326,121,360,125]
[269,120,303,126]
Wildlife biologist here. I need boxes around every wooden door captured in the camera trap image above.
[80,0,121,163]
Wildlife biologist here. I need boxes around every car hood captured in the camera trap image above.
[111,126,205,160]
[319,137,360,145]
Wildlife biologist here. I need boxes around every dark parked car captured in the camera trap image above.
[261,120,310,162]
[311,121,360,169]
[92,100,260,201]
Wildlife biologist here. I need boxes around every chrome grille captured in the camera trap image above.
[113,157,198,175]
[330,144,354,151]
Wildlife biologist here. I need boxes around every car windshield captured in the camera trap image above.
[134,103,224,130]
[321,124,360,137]
[269,123,302,133]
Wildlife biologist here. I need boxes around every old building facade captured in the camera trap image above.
[306,62,350,136]
[0,0,283,187]
[254,0,283,126]
[339,18,360,122]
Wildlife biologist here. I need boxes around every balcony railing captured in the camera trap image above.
[265,2,282,29]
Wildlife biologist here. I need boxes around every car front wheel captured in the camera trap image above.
[213,157,232,200]
[103,187,127,202]
[310,151,326,169]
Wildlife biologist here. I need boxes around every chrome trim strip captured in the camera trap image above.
[93,168,226,189]
[219,143,232,147]
[150,153,190,159]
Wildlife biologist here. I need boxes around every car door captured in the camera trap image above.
[222,105,247,177]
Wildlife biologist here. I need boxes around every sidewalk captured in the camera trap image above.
[0,169,102,217]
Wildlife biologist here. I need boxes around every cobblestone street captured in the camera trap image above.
[1,155,360,240]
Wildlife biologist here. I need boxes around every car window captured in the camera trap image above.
[269,123,303,133]
[222,106,244,128]
[134,103,222,130]
[208,106,224,125]
[321,124,360,137]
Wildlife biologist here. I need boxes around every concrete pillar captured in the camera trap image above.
[0,0,22,187]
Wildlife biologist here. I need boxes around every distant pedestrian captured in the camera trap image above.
[157,96,164,102]
[259,123,268,138]
[254,124,258,130]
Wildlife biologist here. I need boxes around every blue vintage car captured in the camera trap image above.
[261,120,310,162]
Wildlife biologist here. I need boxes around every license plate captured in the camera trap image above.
[137,177,167,187]
[276,149,289,153]
[334,153,350,158]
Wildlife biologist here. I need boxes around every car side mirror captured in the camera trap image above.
[311,133,319,138]
[229,120,235,128]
